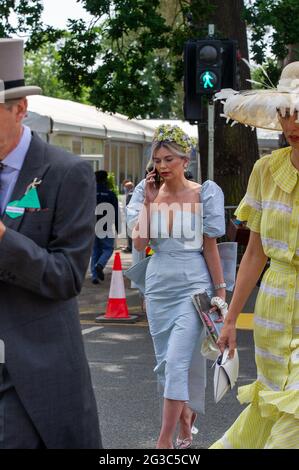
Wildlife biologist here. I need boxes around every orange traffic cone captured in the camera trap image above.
[105,252,128,319]
[95,252,138,323]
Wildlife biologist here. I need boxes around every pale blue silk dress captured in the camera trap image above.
[127,180,225,413]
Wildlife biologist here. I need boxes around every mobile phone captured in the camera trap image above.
[154,167,160,185]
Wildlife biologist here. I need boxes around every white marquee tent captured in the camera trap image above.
[24,96,280,183]
[26,95,153,143]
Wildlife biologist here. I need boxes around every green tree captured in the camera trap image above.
[0,0,63,47]
[24,43,91,103]
[42,0,215,118]
[55,0,259,203]
[193,0,259,203]
[244,0,299,148]
[1,0,260,203]
[107,172,119,196]
[0,0,43,37]
[250,59,281,89]
[57,1,176,118]
[244,0,299,65]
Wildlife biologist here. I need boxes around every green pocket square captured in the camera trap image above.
[5,188,41,218]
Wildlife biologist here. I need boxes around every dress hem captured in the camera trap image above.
[238,380,299,420]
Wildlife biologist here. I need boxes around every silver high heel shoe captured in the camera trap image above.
[175,412,197,449]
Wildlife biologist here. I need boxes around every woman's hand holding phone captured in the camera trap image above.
[144,169,160,204]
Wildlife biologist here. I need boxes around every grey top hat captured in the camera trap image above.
[0,38,42,103]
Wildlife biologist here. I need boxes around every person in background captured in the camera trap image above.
[91,170,119,283]
[123,181,135,253]
[122,178,130,192]
[184,170,195,181]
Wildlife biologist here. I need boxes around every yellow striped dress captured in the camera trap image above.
[210,147,299,449]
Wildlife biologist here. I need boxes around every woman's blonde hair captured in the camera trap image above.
[150,140,189,161]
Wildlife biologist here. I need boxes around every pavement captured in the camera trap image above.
[79,247,145,324]
[84,324,254,449]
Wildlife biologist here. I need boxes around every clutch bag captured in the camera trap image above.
[213,348,239,403]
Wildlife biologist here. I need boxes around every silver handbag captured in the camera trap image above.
[214,348,239,403]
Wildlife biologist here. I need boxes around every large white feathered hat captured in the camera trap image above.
[215,61,299,131]
[0,38,42,103]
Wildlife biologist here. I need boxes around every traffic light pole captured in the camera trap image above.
[207,24,215,181]
[184,24,237,182]
[196,124,202,183]
[207,97,215,181]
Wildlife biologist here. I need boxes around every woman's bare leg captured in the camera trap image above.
[156,398,185,449]
[178,404,197,441]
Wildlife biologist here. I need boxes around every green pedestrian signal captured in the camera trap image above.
[183,38,237,123]
[196,39,222,95]
[200,71,217,89]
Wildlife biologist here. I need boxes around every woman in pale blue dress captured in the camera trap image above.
[131,125,226,449]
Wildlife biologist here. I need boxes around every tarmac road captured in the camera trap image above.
[82,323,255,450]
[79,249,257,449]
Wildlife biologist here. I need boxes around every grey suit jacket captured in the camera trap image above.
[0,133,101,449]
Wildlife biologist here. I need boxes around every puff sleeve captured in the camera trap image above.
[202,180,225,238]
[126,179,146,234]
[234,161,261,233]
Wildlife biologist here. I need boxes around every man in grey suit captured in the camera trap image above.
[0,39,101,448]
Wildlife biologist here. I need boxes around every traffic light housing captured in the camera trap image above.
[221,39,237,89]
[184,38,238,122]
[196,39,222,95]
[183,41,203,123]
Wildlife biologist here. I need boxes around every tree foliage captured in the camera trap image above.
[251,58,281,89]
[0,0,43,37]
[32,0,214,118]
[0,0,63,47]
[2,1,299,116]
[0,0,249,119]
[58,0,175,117]
[0,0,259,203]
[244,0,299,64]
[24,43,91,102]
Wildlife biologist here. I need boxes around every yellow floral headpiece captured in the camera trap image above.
[153,124,196,154]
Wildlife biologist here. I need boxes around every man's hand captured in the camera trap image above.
[0,221,6,240]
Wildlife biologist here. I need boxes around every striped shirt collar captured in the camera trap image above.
[269,146,298,194]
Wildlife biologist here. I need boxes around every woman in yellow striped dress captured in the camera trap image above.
[211,62,299,449]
